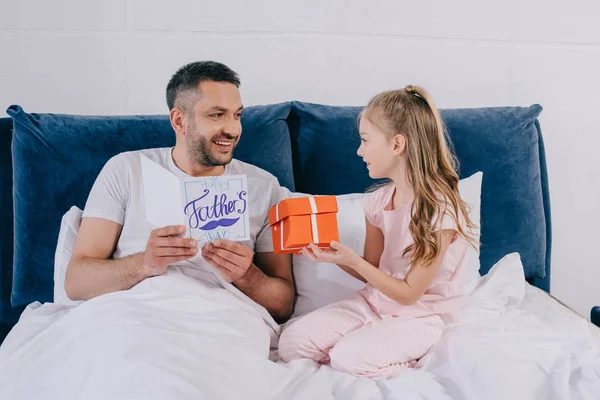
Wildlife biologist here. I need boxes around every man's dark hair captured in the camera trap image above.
[166,61,240,111]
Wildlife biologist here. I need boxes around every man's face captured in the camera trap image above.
[185,81,243,167]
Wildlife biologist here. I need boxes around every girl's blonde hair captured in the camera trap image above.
[362,85,478,267]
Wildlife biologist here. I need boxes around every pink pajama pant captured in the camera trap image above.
[278,294,444,379]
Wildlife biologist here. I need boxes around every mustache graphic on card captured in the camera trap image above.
[197,217,241,230]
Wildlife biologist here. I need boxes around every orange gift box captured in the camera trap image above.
[268,196,339,254]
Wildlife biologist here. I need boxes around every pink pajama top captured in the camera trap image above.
[359,184,469,323]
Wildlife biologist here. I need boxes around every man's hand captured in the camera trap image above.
[142,225,198,277]
[201,239,254,282]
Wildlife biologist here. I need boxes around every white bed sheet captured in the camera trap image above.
[0,254,598,400]
[522,284,600,341]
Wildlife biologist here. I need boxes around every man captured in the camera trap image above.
[65,61,294,321]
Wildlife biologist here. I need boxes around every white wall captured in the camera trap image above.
[1,0,599,318]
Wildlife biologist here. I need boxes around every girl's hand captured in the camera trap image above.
[301,241,362,270]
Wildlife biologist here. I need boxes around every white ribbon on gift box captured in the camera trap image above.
[276,197,321,251]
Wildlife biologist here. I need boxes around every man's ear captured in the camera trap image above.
[170,108,187,137]
[393,134,407,155]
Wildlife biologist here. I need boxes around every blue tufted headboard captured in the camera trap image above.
[0,118,19,337]
[0,101,551,340]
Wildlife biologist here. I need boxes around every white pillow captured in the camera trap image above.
[54,205,84,306]
[291,171,483,318]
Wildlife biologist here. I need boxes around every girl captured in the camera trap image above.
[278,85,477,379]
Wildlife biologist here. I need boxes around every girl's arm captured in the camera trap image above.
[334,217,384,283]
[303,229,455,305]
[335,264,367,282]
[352,229,455,305]
[362,217,384,268]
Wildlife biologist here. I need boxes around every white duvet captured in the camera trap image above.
[1,253,599,400]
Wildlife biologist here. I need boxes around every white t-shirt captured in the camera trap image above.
[82,147,286,284]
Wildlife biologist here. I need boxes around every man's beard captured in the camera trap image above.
[186,121,236,167]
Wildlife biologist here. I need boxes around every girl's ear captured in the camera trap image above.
[393,134,407,156]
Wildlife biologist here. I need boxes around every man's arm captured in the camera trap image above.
[65,217,143,301]
[235,252,294,322]
[66,219,198,301]
[202,241,294,322]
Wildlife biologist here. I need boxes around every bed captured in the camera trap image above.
[0,101,598,399]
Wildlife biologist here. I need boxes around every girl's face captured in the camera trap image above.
[357,116,403,179]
